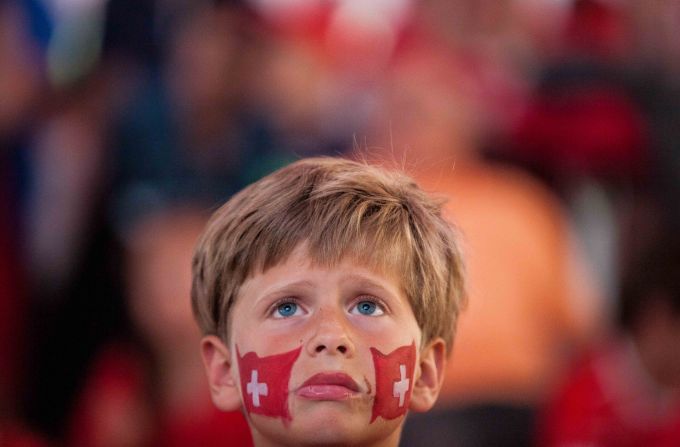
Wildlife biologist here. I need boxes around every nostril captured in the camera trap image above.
[337,345,347,354]
[315,344,326,353]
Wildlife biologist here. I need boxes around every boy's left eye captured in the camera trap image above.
[350,299,384,316]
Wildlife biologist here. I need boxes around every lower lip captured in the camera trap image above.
[297,385,358,400]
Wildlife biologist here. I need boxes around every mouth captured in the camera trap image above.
[296,372,361,401]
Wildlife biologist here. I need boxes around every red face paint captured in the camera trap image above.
[236,345,302,422]
[370,342,416,422]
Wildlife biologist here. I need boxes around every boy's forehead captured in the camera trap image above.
[260,242,406,289]
[230,243,411,310]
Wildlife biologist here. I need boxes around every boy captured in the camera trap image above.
[191,157,466,446]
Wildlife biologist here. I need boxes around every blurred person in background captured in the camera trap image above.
[537,231,680,446]
[504,0,658,304]
[20,0,299,438]
[108,1,295,228]
[1,1,51,445]
[361,46,603,447]
[0,149,50,447]
[66,207,252,447]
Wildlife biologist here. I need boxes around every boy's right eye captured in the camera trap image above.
[273,300,300,318]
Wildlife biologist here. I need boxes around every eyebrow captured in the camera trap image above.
[341,274,399,298]
[254,279,317,305]
[252,273,401,307]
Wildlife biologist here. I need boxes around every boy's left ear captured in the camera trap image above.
[409,338,447,412]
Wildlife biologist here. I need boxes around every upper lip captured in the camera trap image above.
[298,372,361,392]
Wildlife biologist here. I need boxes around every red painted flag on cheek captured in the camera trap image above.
[236,346,302,422]
[370,342,416,422]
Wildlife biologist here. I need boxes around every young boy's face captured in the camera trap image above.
[202,244,445,446]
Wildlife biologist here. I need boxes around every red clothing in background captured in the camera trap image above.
[68,344,252,447]
[538,340,680,447]
[0,176,24,407]
[0,425,51,447]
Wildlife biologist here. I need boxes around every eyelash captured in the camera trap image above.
[351,296,387,315]
[269,297,301,318]
[267,295,389,318]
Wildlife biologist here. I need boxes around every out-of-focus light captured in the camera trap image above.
[325,0,413,73]
[43,0,107,87]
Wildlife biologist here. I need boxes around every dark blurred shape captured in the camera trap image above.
[512,82,647,181]
[1,0,42,435]
[0,0,41,139]
[0,422,51,447]
[403,404,535,447]
[618,237,680,336]
[108,2,295,232]
[538,234,680,446]
[0,153,26,420]
[66,208,252,447]
[497,0,654,310]
[563,0,631,58]
[100,0,251,70]
[101,0,158,67]
[505,0,650,187]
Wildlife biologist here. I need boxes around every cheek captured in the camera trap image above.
[370,341,416,423]
[353,317,422,361]
[244,319,307,354]
[354,316,412,341]
[235,345,302,424]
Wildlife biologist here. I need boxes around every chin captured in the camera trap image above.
[293,410,399,447]
[252,410,399,447]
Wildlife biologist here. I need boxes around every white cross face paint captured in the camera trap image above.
[247,369,269,407]
[371,343,416,421]
[392,364,410,407]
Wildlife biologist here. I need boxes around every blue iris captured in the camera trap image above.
[276,302,298,317]
[356,301,377,315]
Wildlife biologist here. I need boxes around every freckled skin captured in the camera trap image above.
[229,246,423,445]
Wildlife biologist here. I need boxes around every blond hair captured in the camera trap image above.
[191,157,465,352]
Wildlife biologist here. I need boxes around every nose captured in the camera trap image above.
[305,308,355,357]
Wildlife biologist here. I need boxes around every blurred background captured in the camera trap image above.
[1,0,680,446]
